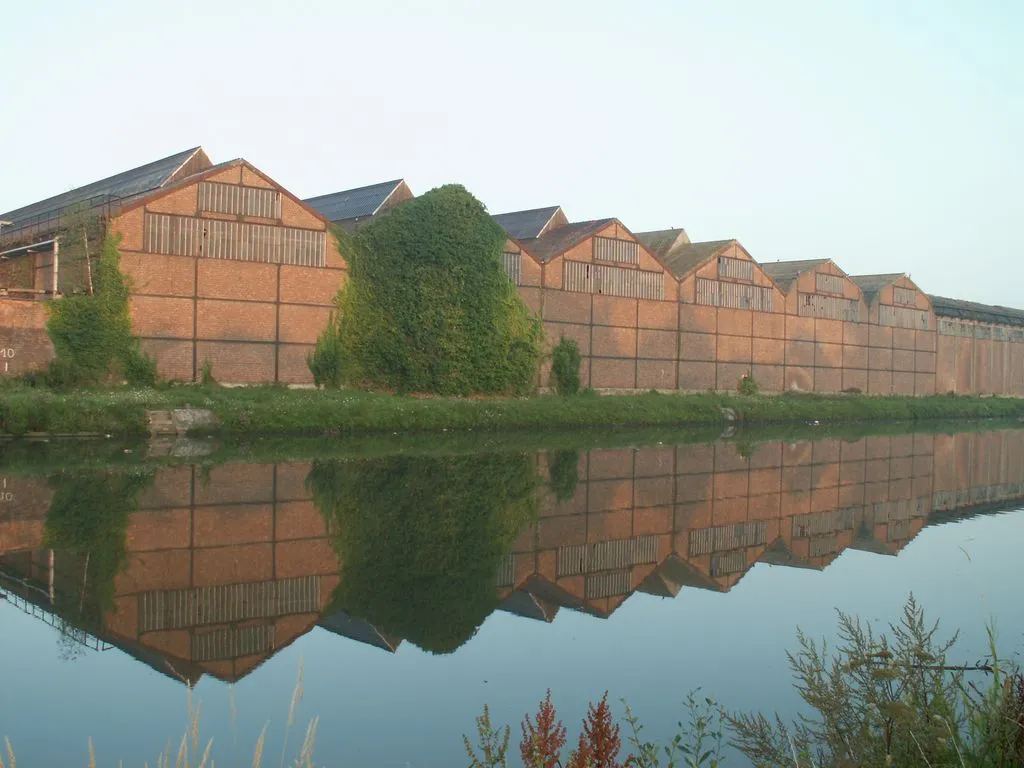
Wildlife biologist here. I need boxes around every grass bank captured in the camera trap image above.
[1,384,1023,438]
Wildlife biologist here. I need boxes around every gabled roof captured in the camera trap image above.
[759,259,832,293]
[928,295,1024,327]
[492,206,566,240]
[518,219,615,264]
[850,274,907,303]
[0,146,209,232]
[636,230,735,279]
[304,179,405,223]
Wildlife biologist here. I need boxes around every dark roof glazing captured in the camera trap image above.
[0,147,205,228]
[492,206,564,240]
[304,180,404,223]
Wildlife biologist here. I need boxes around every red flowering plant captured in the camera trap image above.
[520,690,567,768]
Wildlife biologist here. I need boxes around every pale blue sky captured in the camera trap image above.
[2,0,1021,305]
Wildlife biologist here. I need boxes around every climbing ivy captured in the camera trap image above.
[45,231,155,387]
[315,185,543,395]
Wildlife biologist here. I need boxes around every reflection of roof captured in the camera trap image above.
[492,206,565,240]
[637,554,725,597]
[318,610,402,652]
[851,273,905,302]
[636,232,735,279]
[519,219,615,263]
[498,589,560,622]
[0,147,208,229]
[759,259,831,293]
[756,539,821,570]
[929,295,1024,327]
[304,180,405,223]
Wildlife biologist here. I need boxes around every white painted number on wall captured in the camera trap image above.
[0,478,12,503]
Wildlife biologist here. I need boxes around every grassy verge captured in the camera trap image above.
[1,384,1024,438]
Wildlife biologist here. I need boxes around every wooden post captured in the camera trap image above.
[83,229,93,295]
[52,238,60,295]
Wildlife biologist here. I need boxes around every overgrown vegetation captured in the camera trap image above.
[313,185,543,395]
[464,597,1024,767]
[308,452,538,653]
[738,373,758,396]
[551,337,582,396]
[44,232,155,388]
[4,384,1024,437]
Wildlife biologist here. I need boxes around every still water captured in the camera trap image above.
[1,428,1023,766]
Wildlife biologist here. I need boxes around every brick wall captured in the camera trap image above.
[935,317,1024,396]
[0,299,53,377]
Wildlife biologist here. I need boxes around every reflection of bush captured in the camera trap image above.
[42,470,153,627]
[548,450,580,502]
[308,453,538,654]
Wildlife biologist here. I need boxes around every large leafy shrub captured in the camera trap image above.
[317,185,543,395]
[550,337,581,396]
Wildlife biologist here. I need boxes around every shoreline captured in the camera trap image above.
[2,385,1024,438]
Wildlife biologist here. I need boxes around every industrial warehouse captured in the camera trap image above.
[1,146,1022,395]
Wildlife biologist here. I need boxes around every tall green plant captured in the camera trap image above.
[550,337,581,396]
[45,232,155,387]
[320,185,543,395]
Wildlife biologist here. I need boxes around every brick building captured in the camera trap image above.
[494,208,679,390]
[2,146,1023,394]
[0,148,346,384]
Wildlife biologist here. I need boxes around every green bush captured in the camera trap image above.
[123,348,157,388]
[45,232,151,387]
[550,337,581,396]
[738,373,758,396]
[307,315,345,388]
[321,185,543,395]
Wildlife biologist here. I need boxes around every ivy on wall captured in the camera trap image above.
[45,232,155,387]
[310,185,543,395]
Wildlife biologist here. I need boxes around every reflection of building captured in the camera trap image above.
[497,429,1024,616]
[1,429,1023,680]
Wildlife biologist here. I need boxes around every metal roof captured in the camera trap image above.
[850,273,906,301]
[929,294,1024,327]
[759,259,832,293]
[492,206,564,240]
[318,610,401,652]
[518,219,615,263]
[636,231,733,279]
[303,180,405,223]
[0,147,206,229]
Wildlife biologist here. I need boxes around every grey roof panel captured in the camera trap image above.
[492,206,563,240]
[851,273,905,301]
[650,237,734,279]
[929,295,1024,327]
[760,259,831,292]
[519,219,615,263]
[0,147,204,228]
[304,180,404,223]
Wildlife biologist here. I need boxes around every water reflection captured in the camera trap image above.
[1,429,1023,685]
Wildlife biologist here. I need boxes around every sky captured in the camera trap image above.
[1,0,1021,305]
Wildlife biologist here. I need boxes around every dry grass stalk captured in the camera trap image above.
[252,723,268,768]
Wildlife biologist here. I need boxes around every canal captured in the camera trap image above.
[1,426,1022,766]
